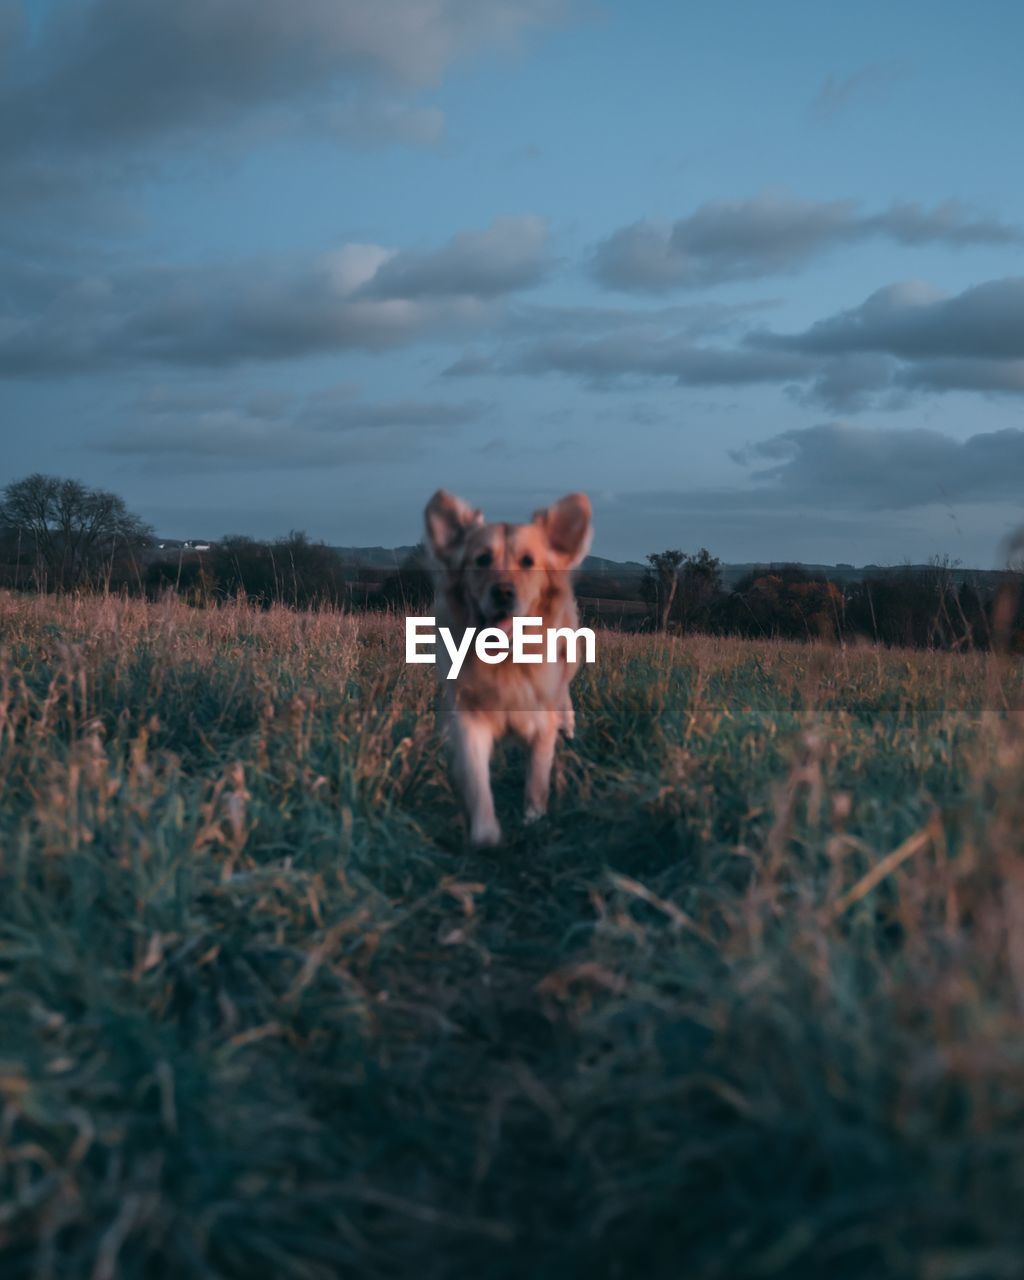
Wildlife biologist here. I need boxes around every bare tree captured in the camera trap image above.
[0,474,152,591]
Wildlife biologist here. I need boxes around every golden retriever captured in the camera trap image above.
[424,489,593,846]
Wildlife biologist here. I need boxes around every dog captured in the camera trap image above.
[424,489,593,846]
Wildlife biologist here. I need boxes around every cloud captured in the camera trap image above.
[590,194,1023,292]
[511,332,813,389]
[898,358,1024,395]
[755,276,1024,402]
[759,277,1024,360]
[95,386,488,469]
[809,61,908,122]
[594,426,1024,564]
[444,351,497,377]
[443,297,780,377]
[0,0,568,157]
[593,492,904,564]
[475,273,1024,411]
[864,203,1022,248]
[443,302,812,388]
[362,216,552,299]
[499,298,776,337]
[0,218,551,377]
[729,424,1024,509]
[790,354,898,413]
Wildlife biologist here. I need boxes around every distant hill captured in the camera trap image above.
[159,540,1003,591]
[331,545,420,567]
[331,545,647,573]
[582,554,646,573]
[328,546,1002,588]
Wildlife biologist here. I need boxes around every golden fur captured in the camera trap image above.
[424,489,593,846]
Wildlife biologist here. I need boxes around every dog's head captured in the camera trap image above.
[424,490,592,632]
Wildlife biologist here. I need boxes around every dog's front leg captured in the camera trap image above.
[524,718,558,824]
[453,714,501,847]
[558,686,575,739]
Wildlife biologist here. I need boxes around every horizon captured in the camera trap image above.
[3,2,1024,565]
[149,525,1006,576]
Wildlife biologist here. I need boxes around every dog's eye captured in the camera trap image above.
[520,554,535,568]
[475,551,493,568]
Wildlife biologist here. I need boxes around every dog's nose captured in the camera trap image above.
[490,582,516,610]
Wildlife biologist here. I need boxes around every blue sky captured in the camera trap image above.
[3,0,1024,563]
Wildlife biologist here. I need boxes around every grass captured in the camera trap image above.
[2,590,1024,1279]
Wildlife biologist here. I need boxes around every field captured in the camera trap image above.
[2,591,1024,1280]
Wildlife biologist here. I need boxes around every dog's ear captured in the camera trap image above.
[425,490,484,566]
[534,492,592,568]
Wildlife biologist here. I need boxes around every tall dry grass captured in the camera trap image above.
[1,590,1024,1279]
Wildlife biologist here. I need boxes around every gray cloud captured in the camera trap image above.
[511,332,813,389]
[499,297,776,336]
[591,194,1022,293]
[443,351,497,377]
[595,425,1024,562]
[898,358,1024,395]
[473,274,1024,411]
[792,354,899,413]
[730,423,1024,509]
[755,277,1024,402]
[759,278,1024,360]
[0,0,567,158]
[443,297,780,378]
[593,486,1015,567]
[96,386,487,469]
[362,216,552,299]
[0,218,550,376]
[809,61,908,122]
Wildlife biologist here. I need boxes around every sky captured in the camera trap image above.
[2,0,1024,565]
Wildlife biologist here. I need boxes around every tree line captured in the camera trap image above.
[636,547,1024,652]
[2,473,1023,651]
[0,474,433,610]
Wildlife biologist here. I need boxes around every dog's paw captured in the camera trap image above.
[523,805,547,825]
[470,818,503,848]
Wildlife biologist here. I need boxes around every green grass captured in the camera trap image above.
[2,591,1024,1279]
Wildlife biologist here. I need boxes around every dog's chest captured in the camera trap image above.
[454,653,568,708]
